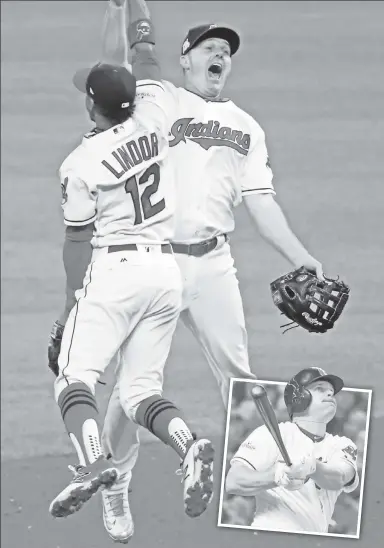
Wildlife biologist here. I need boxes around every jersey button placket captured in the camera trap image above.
[197,104,211,239]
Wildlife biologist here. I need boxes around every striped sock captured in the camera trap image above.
[135,395,193,458]
[58,382,102,465]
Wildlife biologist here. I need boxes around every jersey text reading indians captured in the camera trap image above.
[169,118,250,155]
[102,132,159,179]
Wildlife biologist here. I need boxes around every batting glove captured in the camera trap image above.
[48,321,64,377]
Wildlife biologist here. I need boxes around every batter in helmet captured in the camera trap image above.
[284,367,344,432]
[226,368,359,533]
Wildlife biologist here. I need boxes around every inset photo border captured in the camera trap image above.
[218,376,372,539]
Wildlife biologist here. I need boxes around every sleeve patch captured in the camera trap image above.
[342,445,358,463]
[61,177,68,205]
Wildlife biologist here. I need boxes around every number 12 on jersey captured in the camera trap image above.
[124,163,165,225]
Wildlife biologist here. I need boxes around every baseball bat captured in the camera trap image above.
[250,384,292,466]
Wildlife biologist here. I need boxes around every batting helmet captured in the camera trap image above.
[284,367,344,419]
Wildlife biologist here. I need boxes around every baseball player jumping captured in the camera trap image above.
[48,34,214,523]
[226,368,359,533]
[48,0,328,541]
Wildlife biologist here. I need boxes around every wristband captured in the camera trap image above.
[128,19,155,48]
[51,321,64,340]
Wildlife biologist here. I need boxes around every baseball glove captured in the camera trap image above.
[270,267,350,334]
[48,320,64,376]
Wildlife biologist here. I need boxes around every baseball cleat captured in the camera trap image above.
[102,471,134,544]
[49,455,119,518]
[180,439,214,518]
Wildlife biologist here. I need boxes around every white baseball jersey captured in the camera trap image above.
[163,81,275,243]
[59,80,175,247]
[231,421,359,533]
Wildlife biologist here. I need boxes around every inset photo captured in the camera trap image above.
[218,368,371,538]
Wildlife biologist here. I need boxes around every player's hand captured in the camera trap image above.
[294,254,324,281]
[286,451,317,480]
[275,462,305,491]
[282,476,306,491]
[48,321,65,377]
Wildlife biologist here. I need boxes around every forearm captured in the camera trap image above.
[101,0,129,66]
[127,0,150,23]
[226,463,277,496]
[58,225,93,325]
[244,194,313,267]
[126,0,161,81]
[310,460,355,491]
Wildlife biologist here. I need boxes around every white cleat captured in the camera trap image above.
[102,471,134,544]
[181,439,214,518]
[49,455,119,518]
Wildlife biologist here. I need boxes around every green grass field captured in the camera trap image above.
[1,1,383,547]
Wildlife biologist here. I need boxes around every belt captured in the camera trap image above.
[108,243,173,254]
[171,235,227,257]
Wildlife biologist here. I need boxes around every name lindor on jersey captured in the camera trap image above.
[101,131,159,180]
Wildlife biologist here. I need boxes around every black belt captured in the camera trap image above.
[171,235,227,257]
[108,243,173,254]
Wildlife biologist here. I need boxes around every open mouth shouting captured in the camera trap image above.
[207,62,223,81]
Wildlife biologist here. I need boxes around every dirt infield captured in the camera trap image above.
[1,1,384,547]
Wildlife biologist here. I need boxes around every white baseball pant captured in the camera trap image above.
[55,245,182,422]
[102,239,255,472]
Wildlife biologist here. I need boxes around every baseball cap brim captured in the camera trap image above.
[72,66,96,93]
[307,374,344,395]
[184,26,240,56]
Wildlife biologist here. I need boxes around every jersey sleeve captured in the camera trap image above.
[134,80,169,136]
[333,438,360,493]
[230,425,279,472]
[59,167,97,227]
[241,123,275,196]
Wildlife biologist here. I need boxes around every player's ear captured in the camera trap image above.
[85,95,96,121]
[180,54,190,71]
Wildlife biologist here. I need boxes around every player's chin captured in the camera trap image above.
[324,405,337,422]
[206,75,226,94]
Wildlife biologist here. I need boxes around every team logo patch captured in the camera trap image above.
[182,38,190,54]
[297,274,308,282]
[136,20,151,41]
[61,177,68,205]
[342,445,358,463]
[242,441,256,451]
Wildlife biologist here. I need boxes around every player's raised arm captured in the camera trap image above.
[124,0,170,136]
[126,0,161,82]
[100,0,129,67]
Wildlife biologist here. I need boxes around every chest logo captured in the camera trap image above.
[169,118,250,156]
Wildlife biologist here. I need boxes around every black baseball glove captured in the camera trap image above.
[48,321,64,376]
[270,267,350,334]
